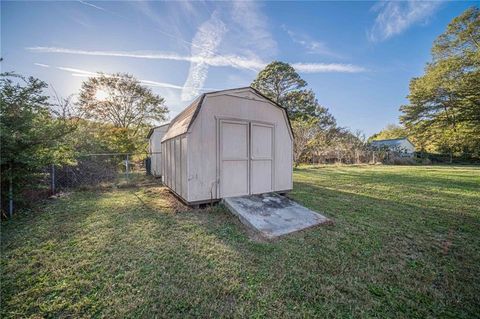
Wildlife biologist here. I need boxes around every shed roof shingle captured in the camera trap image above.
[160,95,204,142]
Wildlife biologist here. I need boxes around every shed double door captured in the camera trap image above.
[219,120,274,198]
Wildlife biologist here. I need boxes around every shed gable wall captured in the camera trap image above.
[187,93,293,202]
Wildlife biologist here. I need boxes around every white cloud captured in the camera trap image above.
[77,0,109,13]
[292,63,366,73]
[181,11,227,101]
[27,46,366,74]
[134,0,203,40]
[51,65,217,91]
[283,26,338,57]
[26,46,262,71]
[57,66,97,75]
[230,1,277,56]
[28,46,191,61]
[140,80,184,90]
[34,63,50,68]
[368,1,442,42]
[78,0,222,61]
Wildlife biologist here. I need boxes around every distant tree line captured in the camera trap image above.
[375,7,480,161]
[252,7,479,166]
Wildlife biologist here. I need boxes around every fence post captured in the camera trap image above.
[50,164,55,195]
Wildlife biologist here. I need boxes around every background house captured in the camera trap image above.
[370,137,415,157]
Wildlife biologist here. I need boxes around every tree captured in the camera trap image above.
[369,124,408,142]
[78,73,168,134]
[432,7,479,62]
[291,117,321,166]
[252,61,337,127]
[252,61,373,165]
[252,61,346,165]
[252,61,306,104]
[0,73,75,215]
[78,73,168,153]
[282,89,337,127]
[63,119,141,155]
[400,7,480,159]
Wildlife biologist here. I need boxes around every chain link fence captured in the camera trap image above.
[49,153,151,195]
[4,149,476,217]
[1,152,157,218]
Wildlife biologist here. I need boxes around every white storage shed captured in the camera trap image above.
[160,87,293,205]
[147,123,170,177]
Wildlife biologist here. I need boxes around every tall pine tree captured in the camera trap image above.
[400,7,480,158]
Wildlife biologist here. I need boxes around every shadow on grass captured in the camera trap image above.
[2,174,480,318]
[2,186,265,317]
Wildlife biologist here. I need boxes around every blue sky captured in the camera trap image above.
[1,1,474,136]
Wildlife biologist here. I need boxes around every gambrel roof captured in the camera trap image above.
[161,87,293,142]
[161,94,205,142]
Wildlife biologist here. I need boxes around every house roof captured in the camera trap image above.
[161,87,293,142]
[371,137,414,147]
[146,123,170,139]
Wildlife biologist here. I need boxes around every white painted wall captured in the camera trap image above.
[161,88,293,204]
[161,135,188,198]
[399,139,415,154]
[186,89,293,203]
[148,125,169,176]
[372,138,416,156]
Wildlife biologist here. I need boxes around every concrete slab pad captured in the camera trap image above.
[223,193,330,239]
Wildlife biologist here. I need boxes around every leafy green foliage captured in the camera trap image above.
[282,89,336,126]
[369,124,408,142]
[78,73,168,128]
[78,73,168,153]
[400,7,480,157]
[252,62,336,123]
[251,61,306,104]
[291,117,320,166]
[252,61,350,164]
[64,119,149,155]
[0,73,76,211]
[432,7,479,62]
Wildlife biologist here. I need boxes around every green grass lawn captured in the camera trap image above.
[1,165,479,318]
